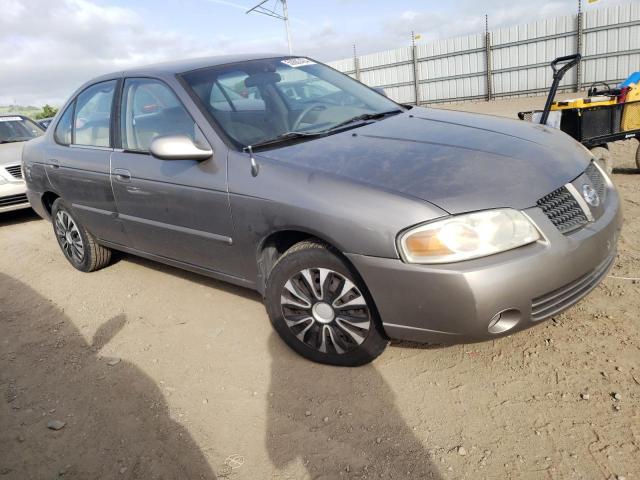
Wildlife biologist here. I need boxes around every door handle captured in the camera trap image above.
[112,168,131,182]
[48,159,60,169]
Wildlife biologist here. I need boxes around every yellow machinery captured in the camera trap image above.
[621,83,640,131]
[551,96,617,110]
[518,55,640,172]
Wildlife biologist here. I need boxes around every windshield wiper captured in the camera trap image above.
[323,109,403,133]
[0,139,27,144]
[243,109,403,151]
[246,131,326,151]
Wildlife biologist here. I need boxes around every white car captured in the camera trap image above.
[0,115,44,213]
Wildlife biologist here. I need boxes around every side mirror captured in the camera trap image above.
[149,135,213,161]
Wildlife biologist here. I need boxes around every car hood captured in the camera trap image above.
[257,107,590,214]
[0,141,26,167]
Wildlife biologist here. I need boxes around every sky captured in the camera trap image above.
[0,0,627,106]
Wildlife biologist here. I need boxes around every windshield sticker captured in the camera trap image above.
[281,58,316,68]
[0,116,23,122]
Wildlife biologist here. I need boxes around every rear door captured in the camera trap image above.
[110,77,239,275]
[45,80,129,245]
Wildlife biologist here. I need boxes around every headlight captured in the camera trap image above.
[398,209,540,264]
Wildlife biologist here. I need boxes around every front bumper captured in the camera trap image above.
[0,180,30,213]
[347,180,623,344]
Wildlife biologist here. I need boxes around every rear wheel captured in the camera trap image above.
[265,241,388,366]
[590,146,612,174]
[51,199,112,272]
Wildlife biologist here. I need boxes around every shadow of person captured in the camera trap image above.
[0,273,216,479]
[265,334,442,479]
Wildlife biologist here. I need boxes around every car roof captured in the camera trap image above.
[95,53,289,82]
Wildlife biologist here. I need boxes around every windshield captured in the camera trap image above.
[181,57,402,148]
[0,116,44,143]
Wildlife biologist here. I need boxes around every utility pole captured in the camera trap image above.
[576,0,584,91]
[411,31,420,106]
[485,14,493,101]
[282,0,292,56]
[247,0,293,55]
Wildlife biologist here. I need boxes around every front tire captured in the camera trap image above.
[635,141,640,171]
[265,241,388,366]
[51,199,112,272]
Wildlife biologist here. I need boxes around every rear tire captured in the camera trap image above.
[265,241,388,366]
[51,199,112,272]
[590,146,612,174]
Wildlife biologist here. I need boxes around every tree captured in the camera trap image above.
[35,104,58,119]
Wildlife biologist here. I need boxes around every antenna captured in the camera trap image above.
[246,0,293,55]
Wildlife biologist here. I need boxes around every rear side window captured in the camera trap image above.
[74,80,116,148]
[120,78,195,152]
[54,103,74,145]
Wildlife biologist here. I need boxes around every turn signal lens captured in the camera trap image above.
[398,209,540,264]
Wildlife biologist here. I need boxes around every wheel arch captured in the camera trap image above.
[256,228,358,296]
[255,228,387,336]
[41,191,60,218]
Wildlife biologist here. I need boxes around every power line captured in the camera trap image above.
[246,0,292,55]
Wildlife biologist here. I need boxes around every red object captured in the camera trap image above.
[617,86,630,103]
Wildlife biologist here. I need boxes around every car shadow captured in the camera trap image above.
[0,272,217,479]
[0,208,41,227]
[121,253,263,303]
[265,334,443,479]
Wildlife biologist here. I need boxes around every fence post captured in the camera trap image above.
[576,7,584,92]
[485,31,493,101]
[412,45,420,105]
[353,44,361,82]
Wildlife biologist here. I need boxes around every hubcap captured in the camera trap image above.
[54,210,85,263]
[280,268,371,355]
[312,302,335,324]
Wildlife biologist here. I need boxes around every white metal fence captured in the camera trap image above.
[327,3,640,105]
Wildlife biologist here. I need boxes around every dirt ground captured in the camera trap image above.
[1,97,639,480]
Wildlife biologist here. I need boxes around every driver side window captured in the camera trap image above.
[120,78,195,152]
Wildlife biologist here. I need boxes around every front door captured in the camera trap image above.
[110,77,239,276]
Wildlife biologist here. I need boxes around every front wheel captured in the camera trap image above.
[635,141,640,171]
[265,241,388,366]
[51,199,112,272]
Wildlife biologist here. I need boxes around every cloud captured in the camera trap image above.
[204,0,249,12]
[0,0,628,106]
[0,0,219,106]
[0,0,326,106]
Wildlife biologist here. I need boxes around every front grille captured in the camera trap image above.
[584,162,606,201]
[0,194,28,208]
[4,164,22,179]
[531,252,615,321]
[537,186,588,234]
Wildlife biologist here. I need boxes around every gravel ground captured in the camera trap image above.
[1,97,639,480]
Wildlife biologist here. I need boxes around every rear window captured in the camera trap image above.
[0,116,44,143]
